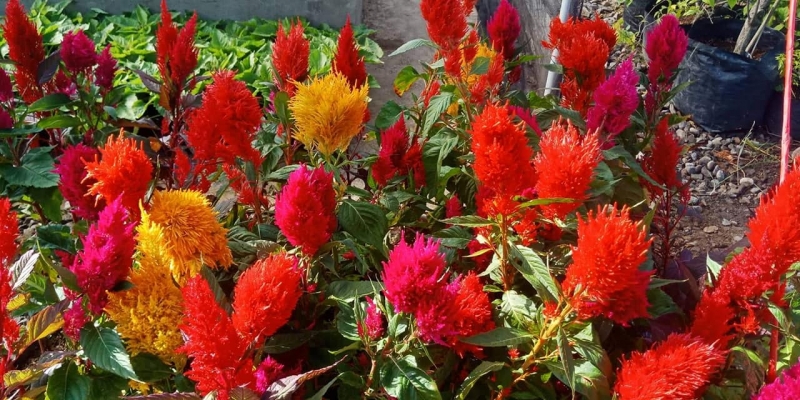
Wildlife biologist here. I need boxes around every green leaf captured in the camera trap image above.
[37,115,82,129]
[273,91,291,127]
[375,101,404,130]
[263,331,317,354]
[421,131,458,189]
[388,39,435,57]
[337,200,389,251]
[647,288,681,318]
[511,245,560,303]
[440,215,496,228]
[80,325,138,380]
[393,66,421,97]
[336,301,360,341]
[706,254,723,286]
[461,327,532,347]
[381,356,442,400]
[516,197,574,209]
[47,362,91,400]
[265,359,343,399]
[558,328,576,395]
[501,290,537,326]
[421,93,453,137]
[603,146,663,188]
[469,57,490,75]
[131,353,173,383]
[455,361,504,400]
[88,372,129,400]
[22,301,67,352]
[28,93,72,112]
[37,224,75,252]
[307,374,340,400]
[29,186,64,222]
[0,125,43,137]
[547,360,611,400]
[327,280,384,300]
[433,226,472,249]
[0,149,59,188]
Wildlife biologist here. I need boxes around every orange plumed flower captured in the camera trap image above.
[231,253,303,345]
[534,121,601,219]
[563,204,653,325]
[289,73,369,157]
[84,133,154,218]
[615,333,726,400]
[3,0,45,104]
[271,21,309,95]
[332,16,367,89]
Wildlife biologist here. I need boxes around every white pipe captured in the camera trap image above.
[543,0,574,95]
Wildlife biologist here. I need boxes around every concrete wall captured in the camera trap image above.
[3,0,362,27]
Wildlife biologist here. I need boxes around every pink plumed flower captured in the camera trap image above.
[487,0,521,60]
[62,302,88,340]
[70,198,136,315]
[60,30,98,74]
[0,69,12,102]
[358,296,385,340]
[54,144,106,221]
[382,233,450,315]
[274,165,337,255]
[0,109,12,130]
[646,15,688,85]
[587,58,640,141]
[254,357,289,394]
[754,362,800,400]
[94,45,117,90]
[53,71,77,97]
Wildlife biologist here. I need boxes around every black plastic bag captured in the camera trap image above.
[672,19,785,133]
[765,92,800,139]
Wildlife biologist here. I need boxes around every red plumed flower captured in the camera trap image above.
[156,0,198,89]
[94,45,118,90]
[3,0,45,104]
[689,290,735,347]
[487,0,521,60]
[0,198,18,268]
[156,0,178,78]
[180,275,253,400]
[615,333,727,400]
[55,144,106,221]
[71,198,136,315]
[223,164,269,214]
[563,205,652,325]
[641,118,684,197]
[232,253,303,345]
[358,296,386,340]
[185,71,263,167]
[0,199,18,379]
[534,121,601,219]
[646,14,688,85]
[272,21,310,94]
[586,57,639,140]
[60,30,98,74]
[332,16,367,89]
[274,165,337,255]
[448,272,495,349]
[0,110,11,130]
[372,118,426,188]
[420,0,469,51]
[445,196,463,219]
[84,134,154,218]
[0,69,13,103]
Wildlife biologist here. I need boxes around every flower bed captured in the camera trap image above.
[0,0,798,399]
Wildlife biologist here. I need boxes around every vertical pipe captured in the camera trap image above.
[780,1,797,183]
[543,0,574,95]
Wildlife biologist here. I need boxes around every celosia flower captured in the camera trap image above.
[0,69,13,102]
[274,165,337,255]
[641,118,685,197]
[487,0,521,60]
[372,118,426,188]
[445,196,463,219]
[470,103,537,216]
[185,70,263,166]
[105,217,185,366]
[146,190,233,282]
[383,233,450,316]
[646,15,688,85]
[156,0,198,89]
[534,121,601,219]
[467,239,492,272]
[332,16,367,89]
[358,297,385,340]
[3,0,45,104]
[231,253,303,345]
[466,49,505,103]
[62,302,87,341]
[0,199,18,377]
[689,290,735,347]
[447,272,495,352]
[53,70,77,97]
[55,144,106,221]
[255,357,292,394]
[0,198,17,267]
[60,30,98,74]
[224,164,269,214]
[179,275,253,399]
[461,44,498,86]
[586,58,639,139]
[615,333,727,400]
[70,198,136,315]
[563,204,652,325]
[289,73,369,157]
[420,0,468,51]
[271,21,310,93]
[94,45,118,90]
[0,110,11,130]
[754,362,800,400]
[84,134,153,218]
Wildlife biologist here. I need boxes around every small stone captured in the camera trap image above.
[703,225,719,234]
[710,137,723,147]
[676,129,686,140]
[734,137,742,144]
[691,205,703,213]
[687,134,697,144]
[698,156,712,165]
[706,160,716,170]
[750,187,761,194]
[739,196,751,204]
[689,127,700,134]
[691,174,703,181]
[722,218,732,226]
[722,138,732,145]
[739,177,755,188]
[701,167,713,178]
[733,235,743,242]
[710,179,720,188]
[689,196,700,205]
[690,151,699,161]
[715,169,725,180]
[695,181,708,192]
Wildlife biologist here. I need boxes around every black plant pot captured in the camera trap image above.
[622,0,660,34]
[765,91,800,139]
[672,19,785,133]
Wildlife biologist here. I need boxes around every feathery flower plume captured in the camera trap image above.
[563,205,652,325]
[231,253,303,345]
[445,196,463,219]
[185,71,263,166]
[586,58,639,140]
[55,144,106,221]
[359,297,386,340]
[754,362,800,400]
[3,0,45,104]
[272,21,310,94]
[372,118,426,188]
[615,333,726,400]
[62,302,87,341]
[289,73,369,157]
[274,165,337,255]
[255,357,294,394]
[60,30,98,74]
[487,0,521,60]
[146,190,233,282]
[383,233,450,316]
[94,45,118,90]
[534,121,601,219]
[156,0,198,89]
[0,69,13,103]
[646,15,688,85]
[223,164,269,214]
[0,198,19,376]
[332,16,367,89]
[641,118,684,197]
[180,275,253,399]
[420,0,468,51]
[689,290,735,346]
[0,198,18,267]
[0,110,11,130]
[70,198,136,315]
[84,133,153,218]
[447,272,495,353]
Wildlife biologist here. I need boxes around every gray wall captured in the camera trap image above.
[3,0,362,27]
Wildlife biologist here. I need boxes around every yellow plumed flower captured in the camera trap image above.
[146,190,233,282]
[462,43,499,86]
[289,73,369,157]
[106,221,186,367]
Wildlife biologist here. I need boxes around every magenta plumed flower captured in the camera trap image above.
[754,362,800,400]
[55,144,106,221]
[0,69,12,103]
[60,30,98,74]
[587,58,640,141]
[487,0,521,60]
[0,109,12,130]
[359,296,385,340]
[94,45,117,90]
[382,233,451,316]
[274,165,337,255]
[646,15,688,85]
[70,198,136,315]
